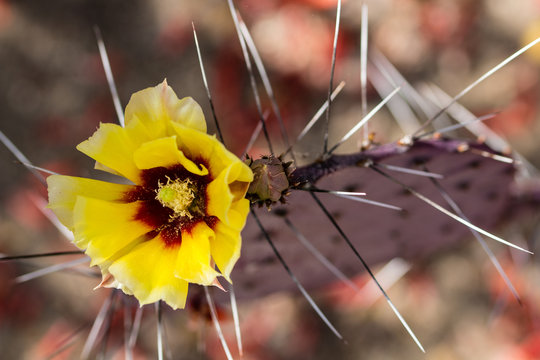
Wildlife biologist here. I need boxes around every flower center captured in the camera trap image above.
[156,177,197,219]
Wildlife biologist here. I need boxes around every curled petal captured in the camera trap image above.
[171,122,253,182]
[207,163,251,228]
[133,136,208,176]
[207,174,233,224]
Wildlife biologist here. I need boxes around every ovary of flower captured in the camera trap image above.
[47,80,253,310]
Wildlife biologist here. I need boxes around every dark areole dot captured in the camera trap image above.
[256,228,277,242]
[273,208,288,217]
[411,155,432,166]
[260,256,277,265]
[485,190,499,202]
[439,222,454,235]
[325,253,336,264]
[502,165,515,175]
[344,183,360,192]
[455,179,471,191]
[399,188,412,197]
[243,279,256,290]
[398,209,410,219]
[331,210,343,221]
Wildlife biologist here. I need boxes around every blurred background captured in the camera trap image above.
[0,0,540,359]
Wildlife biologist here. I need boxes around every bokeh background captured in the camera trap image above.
[0,0,540,359]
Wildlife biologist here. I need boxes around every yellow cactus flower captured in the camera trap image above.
[47,80,253,310]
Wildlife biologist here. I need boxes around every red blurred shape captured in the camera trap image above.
[29,321,77,360]
[158,21,190,56]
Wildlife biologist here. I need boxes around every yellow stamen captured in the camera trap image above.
[156,177,196,218]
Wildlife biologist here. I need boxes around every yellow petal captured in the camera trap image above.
[72,197,152,265]
[83,116,173,180]
[210,222,242,282]
[47,175,134,229]
[108,237,189,309]
[171,122,253,181]
[228,198,250,230]
[133,136,208,176]
[206,174,233,224]
[175,222,220,285]
[124,80,206,133]
[207,162,252,228]
[76,123,142,183]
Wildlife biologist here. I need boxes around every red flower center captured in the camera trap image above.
[124,163,218,247]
